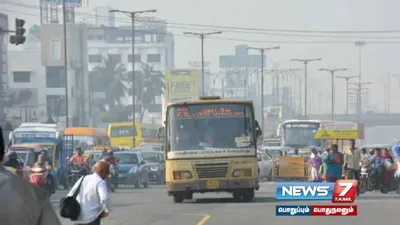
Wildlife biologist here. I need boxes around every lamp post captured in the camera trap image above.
[291,58,322,119]
[336,76,358,114]
[247,46,280,132]
[183,31,222,95]
[318,68,347,120]
[355,41,366,118]
[109,8,157,146]
[349,81,371,115]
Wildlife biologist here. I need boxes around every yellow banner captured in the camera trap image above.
[165,69,198,102]
[314,129,362,140]
[277,156,305,177]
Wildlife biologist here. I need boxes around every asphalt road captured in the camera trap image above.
[51,182,400,225]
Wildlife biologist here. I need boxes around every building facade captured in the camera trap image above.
[6,19,174,125]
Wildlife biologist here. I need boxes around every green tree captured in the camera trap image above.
[127,63,164,122]
[89,55,127,109]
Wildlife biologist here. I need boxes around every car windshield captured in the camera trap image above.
[115,153,139,164]
[110,126,137,137]
[168,103,255,150]
[141,152,162,163]
[283,123,321,147]
[140,145,162,151]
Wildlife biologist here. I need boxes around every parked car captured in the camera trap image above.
[257,152,273,181]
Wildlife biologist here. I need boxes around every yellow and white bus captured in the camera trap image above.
[164,96,262,203]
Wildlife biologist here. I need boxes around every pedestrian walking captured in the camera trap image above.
[0,126,62,225]
[67,160,111,225]
[343,139,362,195]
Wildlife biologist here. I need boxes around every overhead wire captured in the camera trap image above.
[2,0,400,34]
[2,0,400,44]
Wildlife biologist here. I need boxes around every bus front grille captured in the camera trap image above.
[196,166,228,178]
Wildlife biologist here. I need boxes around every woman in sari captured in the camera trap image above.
[323,144,343,182]
[382,148,395,185]
[310,149,322,182]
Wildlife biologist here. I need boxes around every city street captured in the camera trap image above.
[51,182,400,225]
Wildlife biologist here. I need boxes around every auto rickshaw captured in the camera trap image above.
[8,142,63,191]
[7,144,43,180]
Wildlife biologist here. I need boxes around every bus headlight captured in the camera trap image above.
[232,169,252,177]
[173,171,192,180]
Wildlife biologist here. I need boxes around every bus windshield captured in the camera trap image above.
[168,103,255,151]
[110,126,137,137]
[283,122,321,148]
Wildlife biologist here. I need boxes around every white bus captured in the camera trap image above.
[278,120,329,150]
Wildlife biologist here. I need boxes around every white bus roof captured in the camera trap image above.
[19,123,57,128]
[281,119,331,124]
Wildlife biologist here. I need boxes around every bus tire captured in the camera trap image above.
[233,191,241,202]
[242,189,255,202]
[173,194,184,203]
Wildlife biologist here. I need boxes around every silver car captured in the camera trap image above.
[257,152,273,181]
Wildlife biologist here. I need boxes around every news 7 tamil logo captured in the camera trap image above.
[276,180,358,203]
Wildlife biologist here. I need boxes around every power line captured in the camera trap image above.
[2,3,400,44]
[2,0,400,37]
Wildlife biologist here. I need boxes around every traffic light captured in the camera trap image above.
[9,18,25,45]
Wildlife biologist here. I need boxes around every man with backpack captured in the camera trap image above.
[0,126,61,225]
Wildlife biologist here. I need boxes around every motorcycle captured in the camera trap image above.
[68,165,85,188]
[359,166,372,193]
[30,165,52,196]
[107,164,116,192]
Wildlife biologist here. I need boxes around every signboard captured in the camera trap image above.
[174,104,246,118]
[167,148,256,159]
[165,69,198,102]
[314,122,364,140]
[284,123,319,128]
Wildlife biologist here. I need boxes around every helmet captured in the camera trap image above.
[369,148,374,154]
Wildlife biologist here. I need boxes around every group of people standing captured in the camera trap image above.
[309,139,395,193]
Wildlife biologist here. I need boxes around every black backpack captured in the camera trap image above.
[59,176,86,221]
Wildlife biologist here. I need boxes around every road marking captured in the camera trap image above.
[185,213,211,225]
[196,214,211,225]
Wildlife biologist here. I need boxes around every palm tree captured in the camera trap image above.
[89,55,128,109]
[128,63,164,122]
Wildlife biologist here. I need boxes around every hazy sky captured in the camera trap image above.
[2,0,400,114]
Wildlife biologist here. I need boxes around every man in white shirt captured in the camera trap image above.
[68,161,111,225]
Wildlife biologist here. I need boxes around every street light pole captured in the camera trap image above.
[349,82,370,115]
[291,58,322,119]
[355,41,366,117]
[109,8,156,146]
[318,68,347,121]
[336,76,357,114]
[183,31,223,95]
[247,46,280,133]
[62,0,69,127]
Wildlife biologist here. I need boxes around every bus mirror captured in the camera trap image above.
[255,120,262,137]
